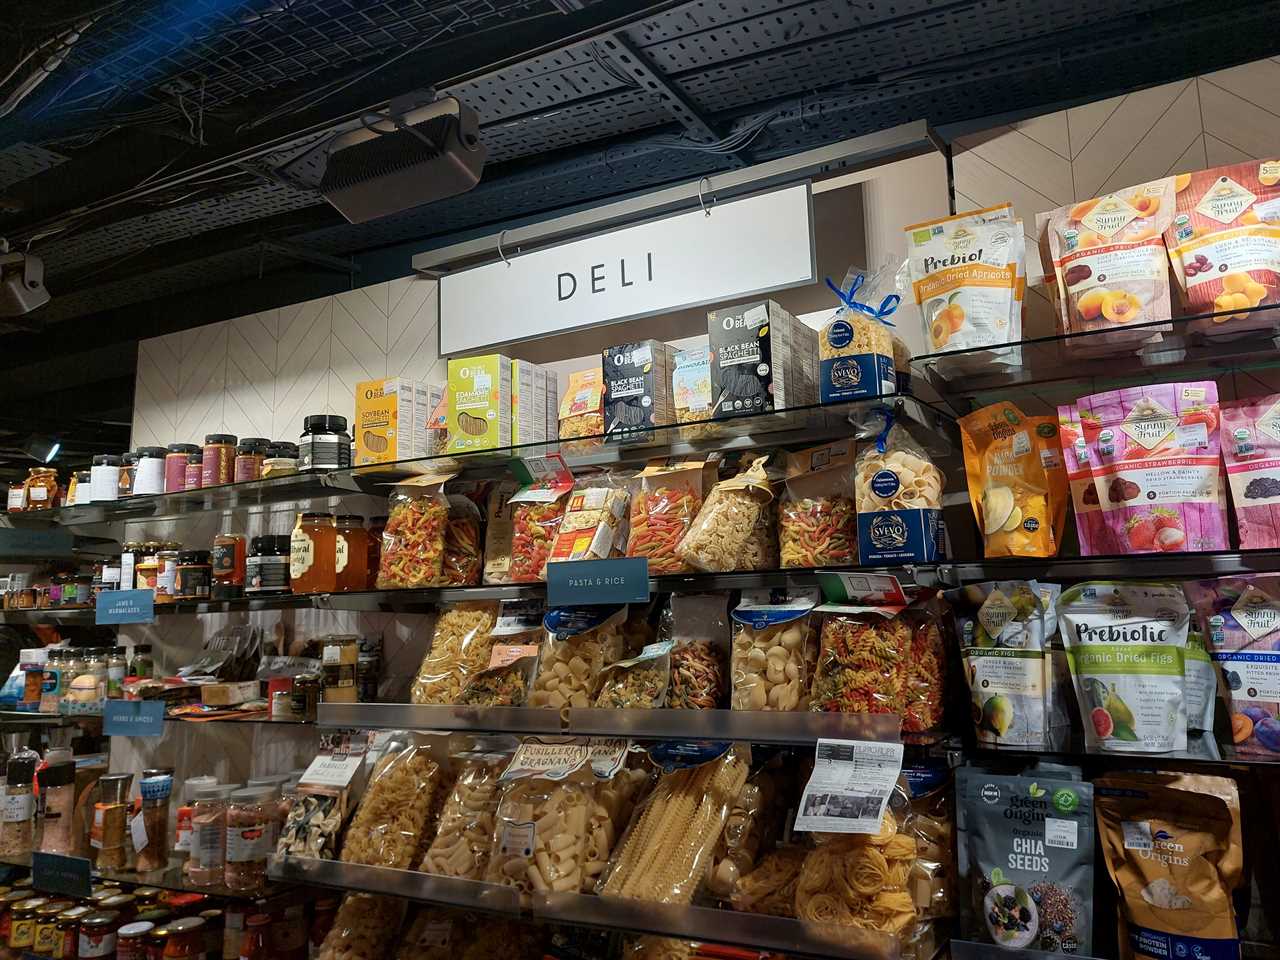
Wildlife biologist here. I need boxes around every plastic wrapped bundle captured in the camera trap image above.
[376,480,450,588]
[339,744,442,869]
[410,601,499,705]
[485,777,590,899]
[676,457,772,572]
[418,756,505,880]
[317,894,403,960]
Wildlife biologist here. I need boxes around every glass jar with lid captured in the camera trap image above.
[211,532,245,599]
[184,452,203,491]
[118,452,138,498]
[299,415,351,471]
[164,444,198,493]
[163,916,206,958]
[224,787,274,892]
[55,904,91,958]
[246,536,290,595]
[72,469,91,506]
[133,447,166,497]
[187,784,233,885]
[131,644,155,679]
[7,896,48,951]
[33,898,71,954]
[22,468,57,511]
[89,455,120,503]
[116,919,154,960]
[201,434,237,487]
[90,772,133,869]
[334,515,368,592]
[119,541,143,596]
[76,910,120,958]
[262,441,299,479]
[6,480,24,512]
[154,549,179,603]
[290,513,336,594]
[233,439,269,483]
[174,551,211,600]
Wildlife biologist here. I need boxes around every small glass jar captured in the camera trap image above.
[334,515,368,592]
[245,536,290,595]
[37,760,76,855]
[0,890,35,946]
[133,447,166,497]
[320,635,358,704]
[175,551,212,600]
[6,481,24,512]
[188,785,233,886]
[211,532,246,600]
[8,896,48,950]
[118,452,138,498]
[90,772,133,870]
[366,515,387,589]
[163,916,205,958]
[73,469,92,506]
[184,452,203,491]
[233,439,269,483]
[290,512,336,594]
[55,904,91,958]
[197,908,223,959]
[116,920,154,960]
[164,444,198,493]
[89,455,121,503]
[290,673,321,721]
[154,549,179,603]
[105,646,127,698]
[174,775,217,867]
[238,913,271,960]
[33,899,71,955]
[76,910,120,958]
[0,753,37,856]
[132,644,155,679]
[22,467,58,511]
[224,787,274,892]
[135,558,160,592]
[134,768,173,872]
[74,574,93,606]
[201,434,237,487]
[299,415,351,471]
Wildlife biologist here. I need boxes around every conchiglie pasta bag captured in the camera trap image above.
[376,469,457,588]
[676,456,774,572]
[1095,780,1239,960]
[1058,581,1190,754]
[507,456,575,582]
[730,588,819,711]
[855,415,945,564]
[959,401,1067,558]
[779,439,858,568]
[817,264,899,403]
[955,766,1095,955]
[626,459,705,574]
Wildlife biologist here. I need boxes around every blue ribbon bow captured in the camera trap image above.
[873,407,895,453]
[826,272,901,327]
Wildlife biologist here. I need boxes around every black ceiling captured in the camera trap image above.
[1,0,1279,478]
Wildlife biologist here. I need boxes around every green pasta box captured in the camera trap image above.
[447,355,512,453]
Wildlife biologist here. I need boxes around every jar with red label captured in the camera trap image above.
[184,453,202,491]
[224,787,273,892]
[117,920,154,960]
[233,439,268,484]
[164,444,198,494]
[55,903,91,958]
[76,910,119,958]
[201,435,236,487]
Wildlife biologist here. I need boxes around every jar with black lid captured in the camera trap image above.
[164,443,198,493]
[233,438,269,484]
[118,452,138,498]
[89,455,121,503]
[175,551,212,600]
[246,536,290,595]
[133,446,167,496]
[298,415,351,471]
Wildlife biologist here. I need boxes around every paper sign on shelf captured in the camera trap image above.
[817,571,908,606]
[95,589,155,625]
[102,699,165,737]
[793,739,904,834]
[299,753,365,789]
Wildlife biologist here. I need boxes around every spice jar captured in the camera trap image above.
[118,452,138,498]
[232,439,268,484]
[184,452,203,491]
[0,753,36,856]
[224,787,273,892]
[107,646,127,699]
[164,916,205,957]
[245,536,290,596]
[173,775,216,866]
[134,768,173,872]
[33,899,71,955]
[6,482,24,512]
[77,911,119,958]
[290,512,336,594]
[211,532,246,600]
[201,435,236,487]
[175,551,211,600]
[133,447,166,497]
[89,455,120,503]
[187,785,232,885]
[132,645,155,679]
[320,635,358,704]
[8,897,48,951]
[37,761,75,855]
[298,415,351,471]
[290,674,321,721]
[73,469,92,506]
[22,467,58,511]
[55,904,91,958]
[164,444,197,494]
[90,772,132,869]
[154,549,179,603]
[333,515,368,592]
[117,920,154,960]
[366,515,386,588]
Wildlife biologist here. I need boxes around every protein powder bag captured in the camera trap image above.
[1058,581,1190,754]
[956,766,1094,955]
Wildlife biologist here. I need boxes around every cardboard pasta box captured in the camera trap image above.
[447,355,512,453]
[602,339,675,442]
[707,299,817,418]
[354,377,430,465]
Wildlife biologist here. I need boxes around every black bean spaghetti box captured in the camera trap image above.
[602,339,675,442]
[707,299,818,418]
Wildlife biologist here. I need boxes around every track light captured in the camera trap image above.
[24,435,60,463]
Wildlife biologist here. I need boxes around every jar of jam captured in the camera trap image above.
[238,913,270,960]
[0,890,34,944]
[116,920,154,960]
[321,635,358,704]
[164,444,198,493]
[135,558,160,592]
[72,469,91,506]
[334,515,368,592]
[33,899,71,955]
[154,549,179,603]
[97,894,136,926]
[118,452,138,498]
[120,541,143,595]
[211,533,246,600]
[9,897,49,950]
[224,787,273,893]
[201,435,237,487]
[232,439,268,484]
[77,911,119,958]
[175,551,211,600]
[133,447,166,497]
[184,452,203,491]
[197,909,222,959]
[89,455,120,503]
[23,467,58,511]
[55,904,91,958]
[245,536,289,596]
[130,887,162,909]
[366,515,386,588]
[163,916,205,958]
[289,513,336,594]
[290,673,321,721]
[148,924,172,958]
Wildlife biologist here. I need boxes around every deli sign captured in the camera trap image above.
[438,183,815,355]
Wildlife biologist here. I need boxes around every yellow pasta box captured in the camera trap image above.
[447,355,512,453]
[959,400,1067,557]
[354,377,427,465]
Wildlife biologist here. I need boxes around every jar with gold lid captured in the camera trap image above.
[22,468,58,511]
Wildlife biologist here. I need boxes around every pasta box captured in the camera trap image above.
[602,339,675,442]
[707,299,818,417]
[354,376,430,465]
[447,355,512,453]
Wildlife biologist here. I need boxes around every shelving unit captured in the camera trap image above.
[0,853,292,900]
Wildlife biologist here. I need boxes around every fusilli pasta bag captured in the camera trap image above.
[339,743,442,869]
[529,605,628,718]
[810,605,910,717]
[676,456,773,572]
[410,601,500,705]
[509,467,574,582]
[779,438,859,568]
[376,472,456,588]
[730,589,820,712]
[626,459,705,574]
[318,894,405,960]
[900,592,948,735]
[418,755,506,880]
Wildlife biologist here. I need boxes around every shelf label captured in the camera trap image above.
[95,589,154,625]
[546,557,649,607]
[793,738,904,835]
[300,753,364,789]
[31,852,92,898]
[103,699,165,737]
[817,571,907,605]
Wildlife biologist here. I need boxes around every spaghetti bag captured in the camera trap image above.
[1095,781,1238,960]
[411,600,499,705]
[547,474,631,565]
[960,401,1064,558]
[626,459,705,574]
[440,494,482,586]
[1221,395,1280,548]
[855,415,945,564]
[730,589,819,712]
[339,741,443,869]
[779,439,859,568]
[594,641,672,709]
[508,459,575,582]
[529,605,628,716]
[377,470,456,588]
[818,264,899,402]
[662,593,731,710]
[676,456,773,572]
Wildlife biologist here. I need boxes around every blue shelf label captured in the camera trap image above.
[546,558,649,607]
[96,589,154,625]
[31,852,92,899]
[103,699,165,737]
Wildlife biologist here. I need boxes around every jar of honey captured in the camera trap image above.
[334,515,368,592]
[290,513,336,594]
[22,467,58,511]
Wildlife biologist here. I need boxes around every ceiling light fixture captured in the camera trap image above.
[24,435,60,463]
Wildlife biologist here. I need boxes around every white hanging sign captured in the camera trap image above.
[438,182,815,355]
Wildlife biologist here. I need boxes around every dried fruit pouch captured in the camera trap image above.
[1095,782,1239,960]
[1184,576,1280,757]
[904,207,1021,355]
[1221,395,1280,548]
[1076,381,1227,553]
[956,767,1095,955]
[1057,403,1115,555]
[1058,581,1190,754]
[945,581,1060,748]
[960,401,1066,558]
[1165,160,1280,338]
[1043,178,1175,351]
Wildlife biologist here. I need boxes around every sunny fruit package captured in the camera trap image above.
[1075,381,1227,554]
[1165,160,1280,338]
[1056,402,1121,556]
[1221,394,1280,548]
[1041,178,1175,353]
[959,401,1067,558]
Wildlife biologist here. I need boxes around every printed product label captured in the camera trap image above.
[965,648,1047,747]
[246,555,289,593]
[819,353,896,403]
[194,821,224,868]
[1127,925,1238,960]
[131,811,148,851]
[226,821,272,862]
[1122,819,1153,851]
[1213,651,1280,701]
[290,530,315,580]
[8,917,33,948]
[1230,588,1280,641]
[2,793,33,822]
[1044,817,1078,850]
[978,591,1019,640]
[499,822,535,858]
[416,921,453,948]
[857,508,943,563]
[1120,401,1177,449]
[793,739,904,834]
[299,436,348,470]
[335,534,349,574]
[1081,194,1141,237]
[1196,177,1257,223]
[77,930,116,957]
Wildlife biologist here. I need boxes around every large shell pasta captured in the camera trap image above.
[676,486,764,572]
[529,609,626,718]
[730,598,819,712]
[418,757,505,880]
[854,428,943,513]
[485,778,590,901]
[340,745,442,869]
[411,601,500,705]
[317,893,404,960]
[583,767,651,891]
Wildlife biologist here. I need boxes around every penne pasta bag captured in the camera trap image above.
[854,415,945,564]
[778,438,859,569]
[625,459,705,574]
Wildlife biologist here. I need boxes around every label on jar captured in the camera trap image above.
[107,662,125,698]
[34,919,59,952]
[28,486,48,502]
[289,530,315,580]
[156,559,177,598]
[245,555,289,593]
[133,457,164,496]
[335,534,349,574]
[89,465,118,502]
[9,916,34,948]
[203,446,234,487]
[194,819,224,868]
[6,486,24,510]
[120,553,137,592]
[175,565,211,599]
[78,929,116,957]
[3,792,34,822]
[174,818,193,853]
[299,435,351,471]
[130,810,149,851]
[211,540,240,578]
[225,820,272,862]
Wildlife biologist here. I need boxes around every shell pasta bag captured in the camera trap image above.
[855,414,945,563]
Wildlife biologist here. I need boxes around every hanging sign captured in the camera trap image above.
[96,589,154,625]
[438,183,815,355]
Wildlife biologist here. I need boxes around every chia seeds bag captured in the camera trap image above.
[956,767,1095,954]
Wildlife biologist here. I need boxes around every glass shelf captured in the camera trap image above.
[0,853,292,900]
[943,732,1276,768]
[267,856,520,914]
[944,548,1280,583]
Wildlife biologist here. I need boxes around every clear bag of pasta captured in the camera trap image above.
[730,589,820,711]
[662,593,730,710]
[593,642,671,709]
[676,456,774,572]
[707,764,783,899]
[418,746,509,881]
[854,414,945,564]
[439,494,482,586]
[623,937,699,960]
[377,472,455,588]
[395,907,467,960]
[626,459,705,574]
[582,762,653,892]
[895,761,955,920]
[318,893,405,960]
[546,473,631,564]
[339,741,443,868]
[453,600,543,707]
[779,438,859,568]
[732,846,808,916]
[410,601,499,705]
[509,462,575,582]
[529,605,628,717]
[818,264,900,403]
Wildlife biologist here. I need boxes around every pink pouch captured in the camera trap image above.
[1077,381,1228,553]
[1057,402,1118,555]
[1222,395,1280,549]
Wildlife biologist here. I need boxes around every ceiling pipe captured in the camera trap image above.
[0,18,95,121]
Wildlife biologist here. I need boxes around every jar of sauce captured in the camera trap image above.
[55,904,91,957]
[89,455,120,503]
[201,435,237,487]
[164,444,198,493]
[23,467,58,511]
[6,481,24,512]
[233,439,268,484]
[299,415,351,471]
[175,551,212,600]
[290,513,336,594]
[135,558,160,592]
[33,899,71,955]
[134,447,166,497]
[211,532,246,600]
[77,910,120,958]
[8,897,48,951]
[162,916,204,957]
[238,913,271,960]
[116,920,154,960]
[184,452,203,491]
[334,515,368,592]
[246,536,290,596]
[154,549,179,603]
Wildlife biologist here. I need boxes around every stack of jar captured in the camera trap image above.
[0,571,95,610]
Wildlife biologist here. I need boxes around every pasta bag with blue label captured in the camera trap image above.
[854,417,945,564]
[818,264,899,403]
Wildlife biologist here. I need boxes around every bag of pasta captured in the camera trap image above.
[779,439,858,568]
[819,264,900,403]
[547,473,631,564]
[339,740,443,869]
[508,459,575,582]
[593,641,672,709]
[732,846,807,916]
[410,601,499,705]
[395,907,467,960]
[582,761,652,892]
[456,600,543,707]
[662,593,730,710]
[437,494,482,585]
[895,762,955,921]
[623,937,699,960]
[481,480,520,584]
[376,470,456,588]
[707,764,783,900]
[730,589,820,711]
[318,894,405,960]
[855,414,945,563]
[558,367,605,454]
[418,743,510,881]
[529,605,628,717]
[626,459,705,574]
[676,456,774,572]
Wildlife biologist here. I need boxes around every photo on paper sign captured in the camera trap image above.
[801,792,884,820]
